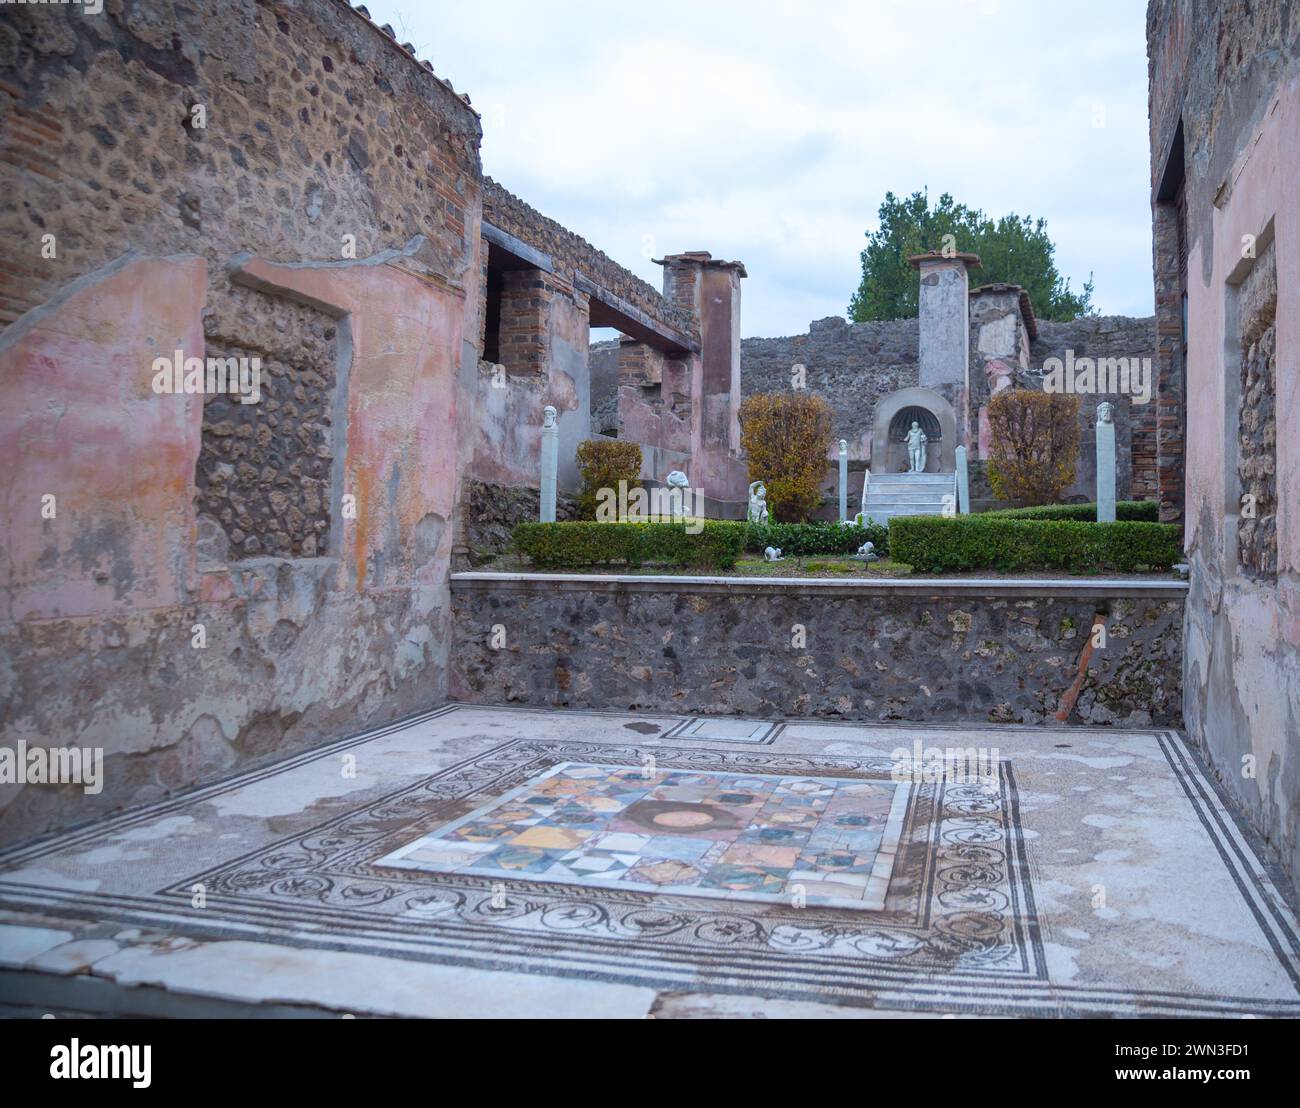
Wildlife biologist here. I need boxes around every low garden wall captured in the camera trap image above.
[450,574,1186,726]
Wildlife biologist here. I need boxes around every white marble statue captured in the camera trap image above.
[747,481,769,524]
[857,540,877,560]
[666,470,690,488]
[905,421,928,473]
[763,546,782,562]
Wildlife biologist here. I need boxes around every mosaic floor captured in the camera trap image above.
[0,704,1298,1018]
[378,762,909,909]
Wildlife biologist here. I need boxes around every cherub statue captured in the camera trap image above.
[747,480,769,524]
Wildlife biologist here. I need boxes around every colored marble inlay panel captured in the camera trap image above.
[378,762,910,910]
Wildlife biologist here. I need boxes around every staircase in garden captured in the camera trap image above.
[861,472,955,524]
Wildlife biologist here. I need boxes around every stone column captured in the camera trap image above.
[955,445,970,514]
[655,251,748,494]
[909,250,981,454]
[1096,402,1116,522]
[540,405,558,522]
[838,439,848,522]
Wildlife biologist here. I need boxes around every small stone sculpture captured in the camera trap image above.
[763,546,782,561]
[857,540,876,560]
[666,470,690,488]
[747,481,769,524]
[905,421,928,473]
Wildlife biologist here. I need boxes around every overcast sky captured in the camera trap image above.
[365,0,1153,337]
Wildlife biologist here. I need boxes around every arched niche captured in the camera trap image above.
[871,387,957,473]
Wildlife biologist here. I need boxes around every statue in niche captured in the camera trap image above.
[905,421,928,473]
[747,481,769,524]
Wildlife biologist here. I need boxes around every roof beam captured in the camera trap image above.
[575,271,698,356]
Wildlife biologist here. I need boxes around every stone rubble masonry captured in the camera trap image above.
[459,479,579,567]
[739,316,920,460]
[197,282,338,561]
[0,0,482,329]
[0,0,479,846]
[1031,315,1159,502]
[451,576,1185,727]
[589,338,621,434]
[1236,237,1277,579]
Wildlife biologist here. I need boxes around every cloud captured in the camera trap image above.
[366,0,1154,335]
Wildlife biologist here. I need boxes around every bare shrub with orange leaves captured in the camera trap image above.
[986,390,1080,506]
[739,392,834,522]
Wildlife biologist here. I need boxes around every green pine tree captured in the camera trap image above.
[848,190,1095,323]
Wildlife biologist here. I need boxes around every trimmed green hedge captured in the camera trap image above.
[888,515,1181,573]
[744,519,889,556]
[984,500,1159,522]
[512,521,746,570]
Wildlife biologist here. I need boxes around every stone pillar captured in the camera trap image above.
[655,251,747,482]
[540,405,558,522]
[909,251,981,454]
[838,439,848,522]
[1096,402,1116,522]
[955,445,970,514]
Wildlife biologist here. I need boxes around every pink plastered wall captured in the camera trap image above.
[0,256,207,623]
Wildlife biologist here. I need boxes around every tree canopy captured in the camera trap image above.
[848,190,1095,323]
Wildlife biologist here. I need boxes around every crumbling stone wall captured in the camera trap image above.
[740,317,919,457]
[460,479,579,566]
[483,178,696,344]
[1032,315,1158,502]
[197,283,338,560]
[0,0,481,331]
[0,0,481,846]
[589,338,620,434]
[452,578,1184,727]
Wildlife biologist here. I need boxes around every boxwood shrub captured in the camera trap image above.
[512,520,746,570]
[745,519,889,556]
[888,515,1181,573]
[984,500,1159,523]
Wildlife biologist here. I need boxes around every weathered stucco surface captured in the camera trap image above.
[1149,0,1300,888]
[0,0,481,846]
